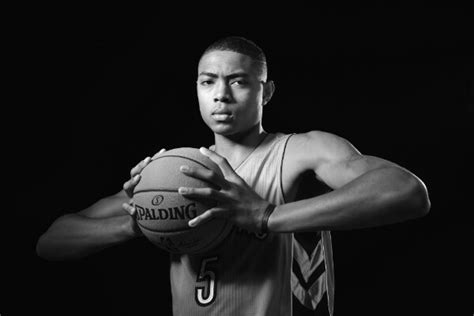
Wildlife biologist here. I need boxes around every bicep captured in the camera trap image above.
[318,154,399,189]
[77,190,129,218]
[294,131,398,189]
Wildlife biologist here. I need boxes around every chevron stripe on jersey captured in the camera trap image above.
[292,231,326,307]
[292,231,335,316]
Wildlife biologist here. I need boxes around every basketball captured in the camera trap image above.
[133,147,232,254]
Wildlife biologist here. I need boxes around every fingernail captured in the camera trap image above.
[134,174,141,181]
[200,147,210,155]
[178,187,188,194]
[188,219,196,227]
[180,165,189,172]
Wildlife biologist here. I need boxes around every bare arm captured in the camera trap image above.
[269,131,431,232]
[35,154,160,261]
[36,191,139,261]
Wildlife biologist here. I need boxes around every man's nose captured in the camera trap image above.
[213,81,232,103]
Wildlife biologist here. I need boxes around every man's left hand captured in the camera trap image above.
[178,147,271,233]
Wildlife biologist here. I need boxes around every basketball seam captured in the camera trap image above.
[196,220,233,253]
[152,155,212,171]
[137,221,195,233]
[138,219,232,253]
[138,155,220,191]
[134,188,177,194]
[137,219,230,241]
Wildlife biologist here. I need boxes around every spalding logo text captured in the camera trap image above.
[135,203,197,221]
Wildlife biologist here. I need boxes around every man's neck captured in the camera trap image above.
[214,124,268,169]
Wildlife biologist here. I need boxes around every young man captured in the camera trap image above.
[36,36,430,316]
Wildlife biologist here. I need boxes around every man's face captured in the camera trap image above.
[197,50,265,136]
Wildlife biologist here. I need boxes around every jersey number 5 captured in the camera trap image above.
[195,256,218,306]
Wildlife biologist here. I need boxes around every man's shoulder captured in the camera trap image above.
[279,131,342,200]
[284,130,356,169]
[286,130,346,154]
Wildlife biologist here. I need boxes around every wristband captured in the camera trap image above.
[261,203,276,234]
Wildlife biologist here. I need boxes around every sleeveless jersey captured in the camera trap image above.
[169,133,334,316]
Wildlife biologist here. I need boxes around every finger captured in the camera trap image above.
[130,156,152,177]
[178,187,227,202]
[122,202,136,216]
[199,147,235,178]
[151,148,166,160]
[123,174,141,197]
[180,165,227,189]
[188,209,216,227]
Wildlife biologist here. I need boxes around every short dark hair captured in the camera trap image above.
[201,36,268,80]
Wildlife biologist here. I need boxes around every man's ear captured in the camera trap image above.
[262,80,275,106]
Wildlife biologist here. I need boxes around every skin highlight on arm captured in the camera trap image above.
[270,131,430,233]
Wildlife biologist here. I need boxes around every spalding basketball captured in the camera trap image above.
[133,147,232,254]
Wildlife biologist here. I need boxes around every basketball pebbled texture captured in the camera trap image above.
[133,147,232,254]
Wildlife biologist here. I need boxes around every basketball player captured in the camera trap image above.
[36,36,431,316]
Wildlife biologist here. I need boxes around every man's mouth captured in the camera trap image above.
[212,113,233,121]
[212,107,233,121]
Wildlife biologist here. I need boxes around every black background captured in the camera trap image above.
[6,3,473,316]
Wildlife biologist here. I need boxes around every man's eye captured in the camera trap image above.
[231,80,247,86]
[200,80,214,86]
